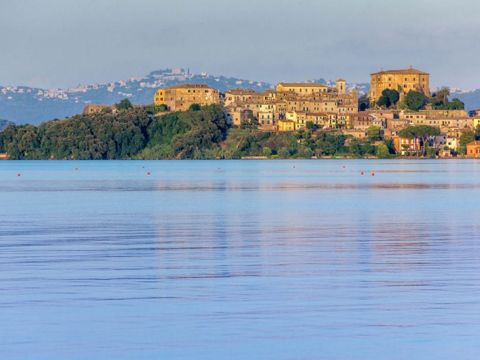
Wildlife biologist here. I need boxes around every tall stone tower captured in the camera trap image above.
[336,79,346,95]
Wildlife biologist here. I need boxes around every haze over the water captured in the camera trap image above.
[1,0,479,89]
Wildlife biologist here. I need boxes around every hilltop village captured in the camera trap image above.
[2,67,480,160]
[143,67,480,158]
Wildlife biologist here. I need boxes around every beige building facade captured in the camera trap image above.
[369,68,430,104]
[153,84,220,111]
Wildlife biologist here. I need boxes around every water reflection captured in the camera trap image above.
[1,160,480,360]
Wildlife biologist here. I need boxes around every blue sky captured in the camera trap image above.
[1,0,479,89]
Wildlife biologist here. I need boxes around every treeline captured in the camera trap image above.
[0,105,228,160]
[216,127,394,159]
[370,87,465,112]
[5,104,466,160]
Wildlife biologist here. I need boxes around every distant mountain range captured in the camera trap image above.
[0,68,478,125]
[0,69,272,124]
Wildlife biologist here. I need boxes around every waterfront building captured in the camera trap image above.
[446,137,458,151]
[393,136,421,154]
[466,141,480,158]
[369,67,430,104]
[153,84,220,111]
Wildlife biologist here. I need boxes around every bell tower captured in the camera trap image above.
[336,79,346,95]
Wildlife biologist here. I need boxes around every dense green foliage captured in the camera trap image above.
[1,104,444,160]
[138,105,228,159]
[0,108,150,159]
[214,128,382,159]
[458,130,476,155]
[0,105,228,160]
[358,95,370,111]
[115,98,133,111]
[366,126,382,141]
[377,89,400,108]
[430,88,465,110]
[404,90,427,111]
[189,104,202,112]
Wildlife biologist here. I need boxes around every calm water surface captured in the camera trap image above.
[1,160,480,359]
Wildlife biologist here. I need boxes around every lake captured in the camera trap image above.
[1,160,480,359]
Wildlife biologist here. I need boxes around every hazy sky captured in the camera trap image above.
[1,0,480,89]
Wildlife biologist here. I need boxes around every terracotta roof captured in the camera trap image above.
[225,89,257,95]
[277,82,328,88]
[371,68,429,75]
[467,141,480,146]
[168,84,214,89]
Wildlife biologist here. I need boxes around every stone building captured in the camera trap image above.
[276,82,329,96]
[224,107,254,127]
[153,84,220,111]
[369,67,430,104]
[466,141,480,158]
[83,104,111,115]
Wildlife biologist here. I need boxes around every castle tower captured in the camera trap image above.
[336,79,346,95]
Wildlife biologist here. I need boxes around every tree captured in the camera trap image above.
[278,147,290,158]
[262,147,272,157]
[189,104,201,112]
[404,90,426,111]
[155,104,169,112]
[459,131,475,155]
[377,95,390,108]
[431,87,450,109]
[376,143,390,158]
[384,89,400,106]
[430,87,465,110]
[366,126,382,141]
[240,117,259,130]
[116,98,133,111]
[306,121,318,130]
[446,98,465,110]
[359,95,370,111]
[398,125,441,156]
[377,89,399,108]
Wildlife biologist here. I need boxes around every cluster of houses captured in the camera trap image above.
[81,67,480,158]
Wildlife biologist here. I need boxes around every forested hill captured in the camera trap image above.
[0,105,229,160]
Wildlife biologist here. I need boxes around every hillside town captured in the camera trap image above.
[144,67,480,158]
